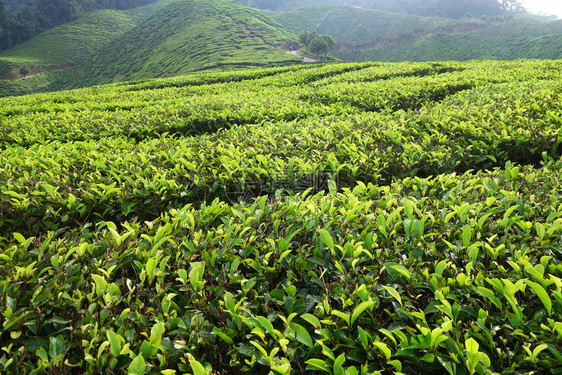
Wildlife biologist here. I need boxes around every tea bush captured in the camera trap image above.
[1,59,561,374]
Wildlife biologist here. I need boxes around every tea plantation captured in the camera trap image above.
[1,60,561,374]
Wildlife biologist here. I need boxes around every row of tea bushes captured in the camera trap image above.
[1,160,561,373]
[1,59,562,374]
[1,60,560,147]
[2,74,562,238]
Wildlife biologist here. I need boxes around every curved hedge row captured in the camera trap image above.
[1,59,561,374]
[1,161,562,373]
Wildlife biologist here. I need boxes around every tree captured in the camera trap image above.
[500,0,525,13]
[0,1,7,35]
[37,0,78,26]
[298,31,316,53]
[0,0,159,52]
[321,34,335,52]
[0,0,16,49]
[308,36,327,58]
[299,31,335,58]
[308,34,336,59]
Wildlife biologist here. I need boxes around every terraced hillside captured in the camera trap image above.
[336,16,562,62]
[0,0,300,97]
[0,4,163,96]
[236,0,515,18]
[74,0,300,86]
[270,5,484,50]
[1,60,562,374]
[270,5,562,62]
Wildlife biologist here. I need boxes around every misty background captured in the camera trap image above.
[0,0,529,51]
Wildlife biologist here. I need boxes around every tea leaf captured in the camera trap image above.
[373,341,391,359]
[189,262,206,292]
[381,285,402,305]
[290,322,313,348]
[91,274,108,296]
[465,337,479,354]
[128,354,145,375]
[334,353,345,375]
[526,280,552,315]
[106,331,122,357]
[318,229,334,251]
[49,335,65,358]
[190,356,208,375]
[351,300,375,326]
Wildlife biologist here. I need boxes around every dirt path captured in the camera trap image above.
[2,65,73,81]
[287,50,318,63]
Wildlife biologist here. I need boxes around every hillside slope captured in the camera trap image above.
[0,0,301,96]
[0,0,159,51]
[270,5,484,50]
[0,0,176,96]
[72,0,300,87]
[270,5,562,62]
[0,0,174,71]
[236,0,515,18]
[334,16,562,62]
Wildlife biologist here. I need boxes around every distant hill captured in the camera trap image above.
[0,0,173,96]
[0,0,301,96]
[73,0,299,87]
[3,0,557,97]
[332,16,562,62]
[236,0,520,18]
[270,5,485,50]
[270,5,562,62]
[0,0,159,50]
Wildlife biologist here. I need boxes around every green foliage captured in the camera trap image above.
[273,5,485,50]
[0,0,158,51]
[1,59,562,374]
[308,33,336,58]
[298,30,315,52]
[0,0,300,97]
[308,35,326,57]
[333,16,562,63]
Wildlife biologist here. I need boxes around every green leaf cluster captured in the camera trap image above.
[1,59,562,374]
